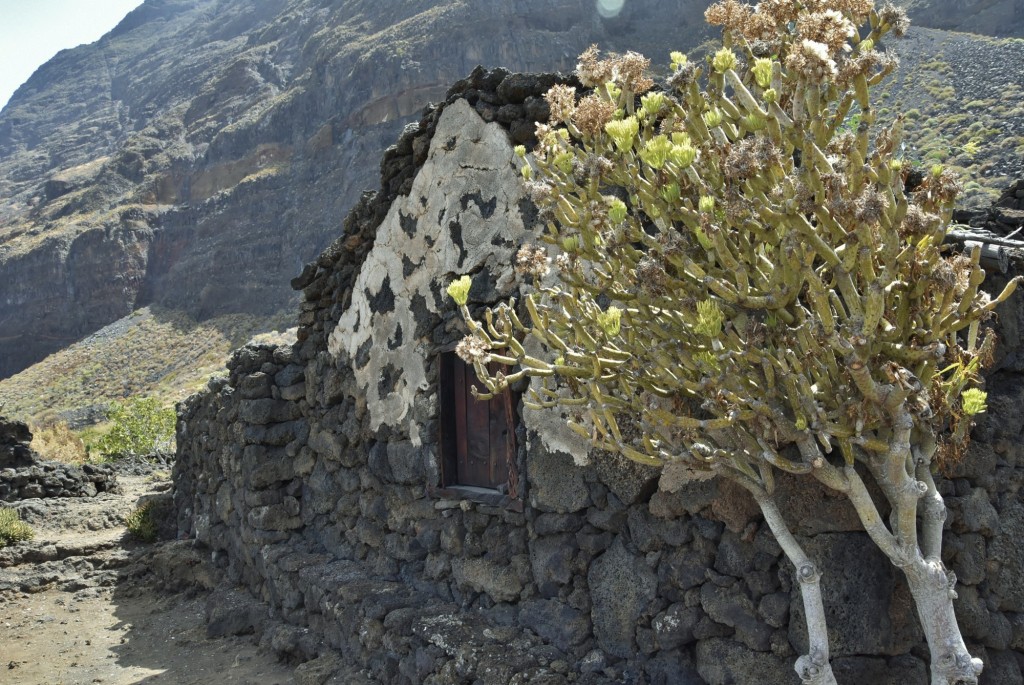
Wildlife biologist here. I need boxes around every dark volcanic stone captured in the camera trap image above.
[588,537,657,658]
[789,533,922,656]
[519,598,590,652]
[0,417,36,468]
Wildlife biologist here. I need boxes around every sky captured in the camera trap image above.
[0,0,145,111]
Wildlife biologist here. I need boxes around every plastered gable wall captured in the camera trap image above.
[324,97,594,482]
[327,99,533,446]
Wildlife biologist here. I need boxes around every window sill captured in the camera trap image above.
[430,484,523,512]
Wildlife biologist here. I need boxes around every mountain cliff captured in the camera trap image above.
[0,0,724,380]
[0,0,1022,414]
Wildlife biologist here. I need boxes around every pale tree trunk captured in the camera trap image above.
[911,437,985,684]
[747,489,838,685]
[812,359,984,685]
[842,449,984,685]
[903,552,984,684]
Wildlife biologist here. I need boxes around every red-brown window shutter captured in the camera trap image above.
[438,353,514,490]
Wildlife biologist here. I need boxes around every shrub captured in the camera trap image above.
[454,0,1017,682]
[0,508,34,547]
[30,420,89,463]
[93,397,176,459]
[125,502,158,542]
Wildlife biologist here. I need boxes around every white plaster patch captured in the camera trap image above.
[327,99,532,443]
[521,336,592,465]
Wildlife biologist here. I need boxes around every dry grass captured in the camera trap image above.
[248,327,299,347]
[30,421,90,464]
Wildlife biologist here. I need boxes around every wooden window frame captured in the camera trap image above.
[434,352,522,509]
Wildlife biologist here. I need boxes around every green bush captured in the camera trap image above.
[125,502,158,542]
[93,397,176,459]
[0,508,35,547]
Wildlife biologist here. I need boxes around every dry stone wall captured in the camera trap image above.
[174,70,1024,684]
[0,417,119,501]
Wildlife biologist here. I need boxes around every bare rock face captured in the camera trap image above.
[900,0,1024,37]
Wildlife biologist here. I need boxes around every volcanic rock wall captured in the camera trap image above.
[173,71,1024,684]
[0,418,118,501]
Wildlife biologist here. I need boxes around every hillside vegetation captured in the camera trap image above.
[883,29,1024,206]
[0,306,294,425]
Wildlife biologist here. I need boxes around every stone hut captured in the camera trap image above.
[173,69,1024,684]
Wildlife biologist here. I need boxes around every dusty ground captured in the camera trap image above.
[0,470,296,685]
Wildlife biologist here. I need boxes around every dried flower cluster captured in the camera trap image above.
[705,0,906,89]
[573,94,616,137]
[455,335,489,365]
[576,44,653,94]
[514,244,550,279]
[575,45,614,88]
[544,84,577,124]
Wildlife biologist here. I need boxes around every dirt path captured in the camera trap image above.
[0,471,296,685]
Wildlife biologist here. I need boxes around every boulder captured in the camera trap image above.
[588,537,657,658]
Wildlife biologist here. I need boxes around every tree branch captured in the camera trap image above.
[843,465,902,562]
[742,483,838,685]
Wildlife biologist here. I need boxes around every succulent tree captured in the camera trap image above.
[449,0,1019,683]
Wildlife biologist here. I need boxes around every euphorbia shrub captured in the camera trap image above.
[450,0,1020,682]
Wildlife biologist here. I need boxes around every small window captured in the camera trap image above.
[438,352,518,493]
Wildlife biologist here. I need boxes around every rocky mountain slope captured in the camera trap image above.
[0,0,720,382]
[0,0,1022,415]
[903,0,1024,37]
[0,306,293,425]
